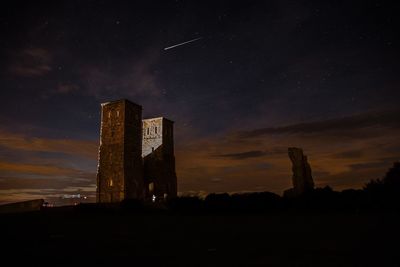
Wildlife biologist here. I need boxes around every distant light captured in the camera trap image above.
[152,195,156,202]
[42,202,54,207]
[61,194,83,199]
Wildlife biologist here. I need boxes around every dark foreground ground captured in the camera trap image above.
[1,209,399,266]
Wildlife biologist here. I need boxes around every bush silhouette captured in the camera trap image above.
[382,161,400,187]
[168,196,203,213]
[364,161,400,209]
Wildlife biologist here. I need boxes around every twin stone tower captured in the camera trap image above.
[96,99,177,203]
[96,99,313,203]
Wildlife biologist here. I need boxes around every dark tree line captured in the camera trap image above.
[167,162,400,214]
[77,162,400,214]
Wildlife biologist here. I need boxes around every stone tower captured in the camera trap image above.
[96,99,144,203]
[142,117,177,200]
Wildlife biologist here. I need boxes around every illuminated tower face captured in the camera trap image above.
[142,117,177,200]
[96,100,143,203]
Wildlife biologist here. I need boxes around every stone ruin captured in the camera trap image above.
[284,147,315,197]
[96,99,177,203]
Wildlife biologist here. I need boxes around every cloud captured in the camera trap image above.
[237,109,400,139]
[0,127,98,204]
[80,48,162,99]
[0,185,96,205]
[8,48,52,77]
[349,161,392,171]
[333,150,363,159]
[0,160,93,177]
[0,129,97,159]
[0,157,96,204]
[121,51,162,97]
[0,159,96,204]
[1,108,398,202]
[57,83,79,94]
[0,175,95,190]
[214,150,267,160]
[175,109,400,194]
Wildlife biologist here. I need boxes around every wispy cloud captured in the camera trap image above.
[0,175,94,190]
[56,83,79,94]
[237,109,400,139]
[0,162,96,205]
[214,150,267,160]
[0,128,97,204]
[80,48,162,99]
[8,48,52,77]
[176,109,400,194]
[0,129,97,159]
[0,160,91,177]
[333,150,363,159]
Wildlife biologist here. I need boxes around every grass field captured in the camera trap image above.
[2,209,399,266]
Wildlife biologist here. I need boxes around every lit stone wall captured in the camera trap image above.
[142,117,177,199]
[142,118,163,157]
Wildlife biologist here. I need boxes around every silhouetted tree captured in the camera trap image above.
[364,162,400,191]
[230,192,281,212]
[363,162,400,209]
[382,161,400,187]
[204,193,231,212]
[168,196,203,213]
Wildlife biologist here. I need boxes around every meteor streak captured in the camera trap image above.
[164,37,202,50]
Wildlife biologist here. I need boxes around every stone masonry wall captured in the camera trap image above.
[143,118,177,200]
[97,100,177,203]
[96,100,143,202]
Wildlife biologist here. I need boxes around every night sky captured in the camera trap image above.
[0,0,399,204]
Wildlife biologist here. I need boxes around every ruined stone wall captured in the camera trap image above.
[124,101,144,199]
[97,100,143,203]
[142,118,163,157]
[284,147,315,197]
[97,101,177,203]
[162,119,177,197]
[142,118,177,200]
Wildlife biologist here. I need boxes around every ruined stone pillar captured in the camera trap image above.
[287,147,314,196]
